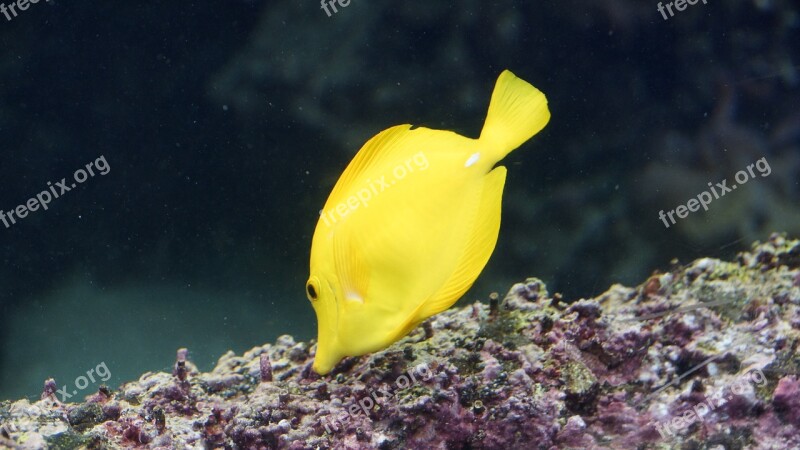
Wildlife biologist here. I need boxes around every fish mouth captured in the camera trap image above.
[312,358,331,375]
[310,275,343,375]
[312,341,342,375]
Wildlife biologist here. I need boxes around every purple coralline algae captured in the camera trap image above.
[2,233,800,449]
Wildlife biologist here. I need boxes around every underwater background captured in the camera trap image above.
[0,0,797,406]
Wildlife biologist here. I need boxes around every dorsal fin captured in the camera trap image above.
[327,125,412,205]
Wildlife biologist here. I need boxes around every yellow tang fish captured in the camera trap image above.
[306,70,550,374]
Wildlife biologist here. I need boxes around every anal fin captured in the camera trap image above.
[414,166,507,320]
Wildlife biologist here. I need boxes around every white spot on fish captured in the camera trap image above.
[347,291,364,303]
[465,152,480,168]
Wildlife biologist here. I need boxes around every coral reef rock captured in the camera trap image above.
[2,234,800,449]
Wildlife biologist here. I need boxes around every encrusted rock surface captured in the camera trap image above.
[2,234,800,449]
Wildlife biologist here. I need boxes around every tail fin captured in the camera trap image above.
[478,70,550,162]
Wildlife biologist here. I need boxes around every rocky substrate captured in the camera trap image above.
[2,234,799,449]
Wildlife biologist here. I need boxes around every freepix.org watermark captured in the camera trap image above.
[320,0,352,17]
[319,151,429,227]
[657,0,708,21]
[1,0,45,23]
[658,156,770,229]
[1,155,110,230]
[55,361,112,402]
[42,361,111,403]
[323,362,436,434]
[652,367,767,439]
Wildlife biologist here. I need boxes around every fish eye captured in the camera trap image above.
[306,278,319,301]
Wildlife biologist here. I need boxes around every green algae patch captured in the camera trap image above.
[477,309,533,349]
[66,403,104,432]
[560,360,599,416]
[45,430,104,450]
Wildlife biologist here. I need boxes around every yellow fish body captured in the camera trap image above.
[307,70,550,374]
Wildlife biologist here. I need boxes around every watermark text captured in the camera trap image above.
[657,0,707,21]
[323,362,437,433]
[658,156,770,229]
[55,361,112,402]
[1,155,110,230]
[320,0,351,17]
[319,151,428,227]
[652,367,766,439]
[1,0,43,22]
